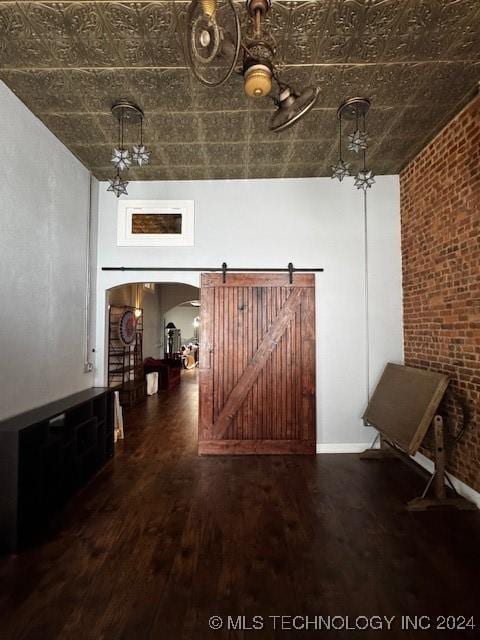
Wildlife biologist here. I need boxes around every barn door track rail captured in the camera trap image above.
[102,263,324,284]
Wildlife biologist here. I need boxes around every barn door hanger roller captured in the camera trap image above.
[220,262,313,284]
[185,0,320,132]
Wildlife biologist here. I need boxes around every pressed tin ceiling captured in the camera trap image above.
[0,1,479,181]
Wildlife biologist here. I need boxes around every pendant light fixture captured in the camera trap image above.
[185,0,319,133]
[107,173,128,197]
[332,97,375,190]
[108,101,151,198]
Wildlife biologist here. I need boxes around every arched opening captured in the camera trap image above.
[104,281,201,450]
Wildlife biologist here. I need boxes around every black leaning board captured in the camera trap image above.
[363,363,449,455]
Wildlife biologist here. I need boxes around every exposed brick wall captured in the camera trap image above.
[400,96,480,492]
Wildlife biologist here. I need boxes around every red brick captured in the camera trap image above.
[400,95,480,493]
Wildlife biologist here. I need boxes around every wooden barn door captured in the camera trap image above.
[198,273,316,454]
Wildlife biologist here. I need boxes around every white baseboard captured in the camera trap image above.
[316,443,370,454]
[315,445,480,506]
[413,452,480,508]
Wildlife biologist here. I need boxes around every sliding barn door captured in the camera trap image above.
[199,273,316,454]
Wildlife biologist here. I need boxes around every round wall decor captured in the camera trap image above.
[118,309,137,345]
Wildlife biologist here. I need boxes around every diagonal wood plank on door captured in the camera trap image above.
[213,288,304,438]
[199,273,316,455]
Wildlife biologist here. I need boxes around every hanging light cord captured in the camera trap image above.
[363,188,370,404]
[117,109,121,150]
[339,113,342,161]
[362,111,367,171]
[362,107,370,402]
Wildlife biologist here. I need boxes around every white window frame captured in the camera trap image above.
[117,200,194,247]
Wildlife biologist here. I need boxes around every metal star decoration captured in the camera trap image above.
[347,129,368,153]
[111,147,131,171]
[354,169,375,191]
[107,174,129,198]
[132,145,151,167]
[331,159,351,182]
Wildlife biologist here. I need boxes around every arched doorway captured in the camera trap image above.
[101,280,201,450]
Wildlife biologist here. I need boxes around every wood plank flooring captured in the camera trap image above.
[1,371,480,640]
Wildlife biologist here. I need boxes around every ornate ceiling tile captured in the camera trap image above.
[284,0,330,64]
[0,4,41,67]
[413,61,480,105]
[192,78,249,112]
[331,64,425,108]
[0,0,478,180]
[199,111,249,142]
[70,144,121,168]
[0,36,48,69]
[204,164,247,180]
[291,108,337,140]
[248,109,295,142]
[62,69,135,113]
[246,164,286,179]
[146,112,202,144]
[0,69,79,112]
[204,142,248,165]
[138,2,187,66]
[284,162,325,179]
[287,140,336,165]
[40,113,110,145]
[247,141,291,165]
[168,165,208,180]
[387,0,480,62]
[93,163,173,180]
[162,141,207,166]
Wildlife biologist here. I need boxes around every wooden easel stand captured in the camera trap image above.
[361,417,477,511]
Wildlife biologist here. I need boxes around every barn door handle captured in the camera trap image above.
[207,344,214,369]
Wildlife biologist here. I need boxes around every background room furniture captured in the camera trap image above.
[113,390,124,442]
[144,358,181,391]
[0,387,115,554]
[146,371,159,396]
[165,352,183,368]
[108,305,145,408]
[165,322,181,357]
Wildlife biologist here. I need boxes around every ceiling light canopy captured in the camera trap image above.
[185,0,319,132]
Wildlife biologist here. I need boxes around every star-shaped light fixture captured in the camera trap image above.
[354,169,375,191]
[331,159,351,182]
[107,102,150,196]
[107,173,129,198]
[347,129,368,153]
[334,97,375,192]
[132,145,150,167]
[111,147,131,171]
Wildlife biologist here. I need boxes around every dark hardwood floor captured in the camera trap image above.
[1,370,480,640]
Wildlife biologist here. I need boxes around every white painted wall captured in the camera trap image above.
[157,283,200,353]
[0,81,95,420]
[142,288,162,358]
[164,305,200,346]
[95,176,403,447]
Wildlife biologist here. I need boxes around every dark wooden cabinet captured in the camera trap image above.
[0,388,115,554]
